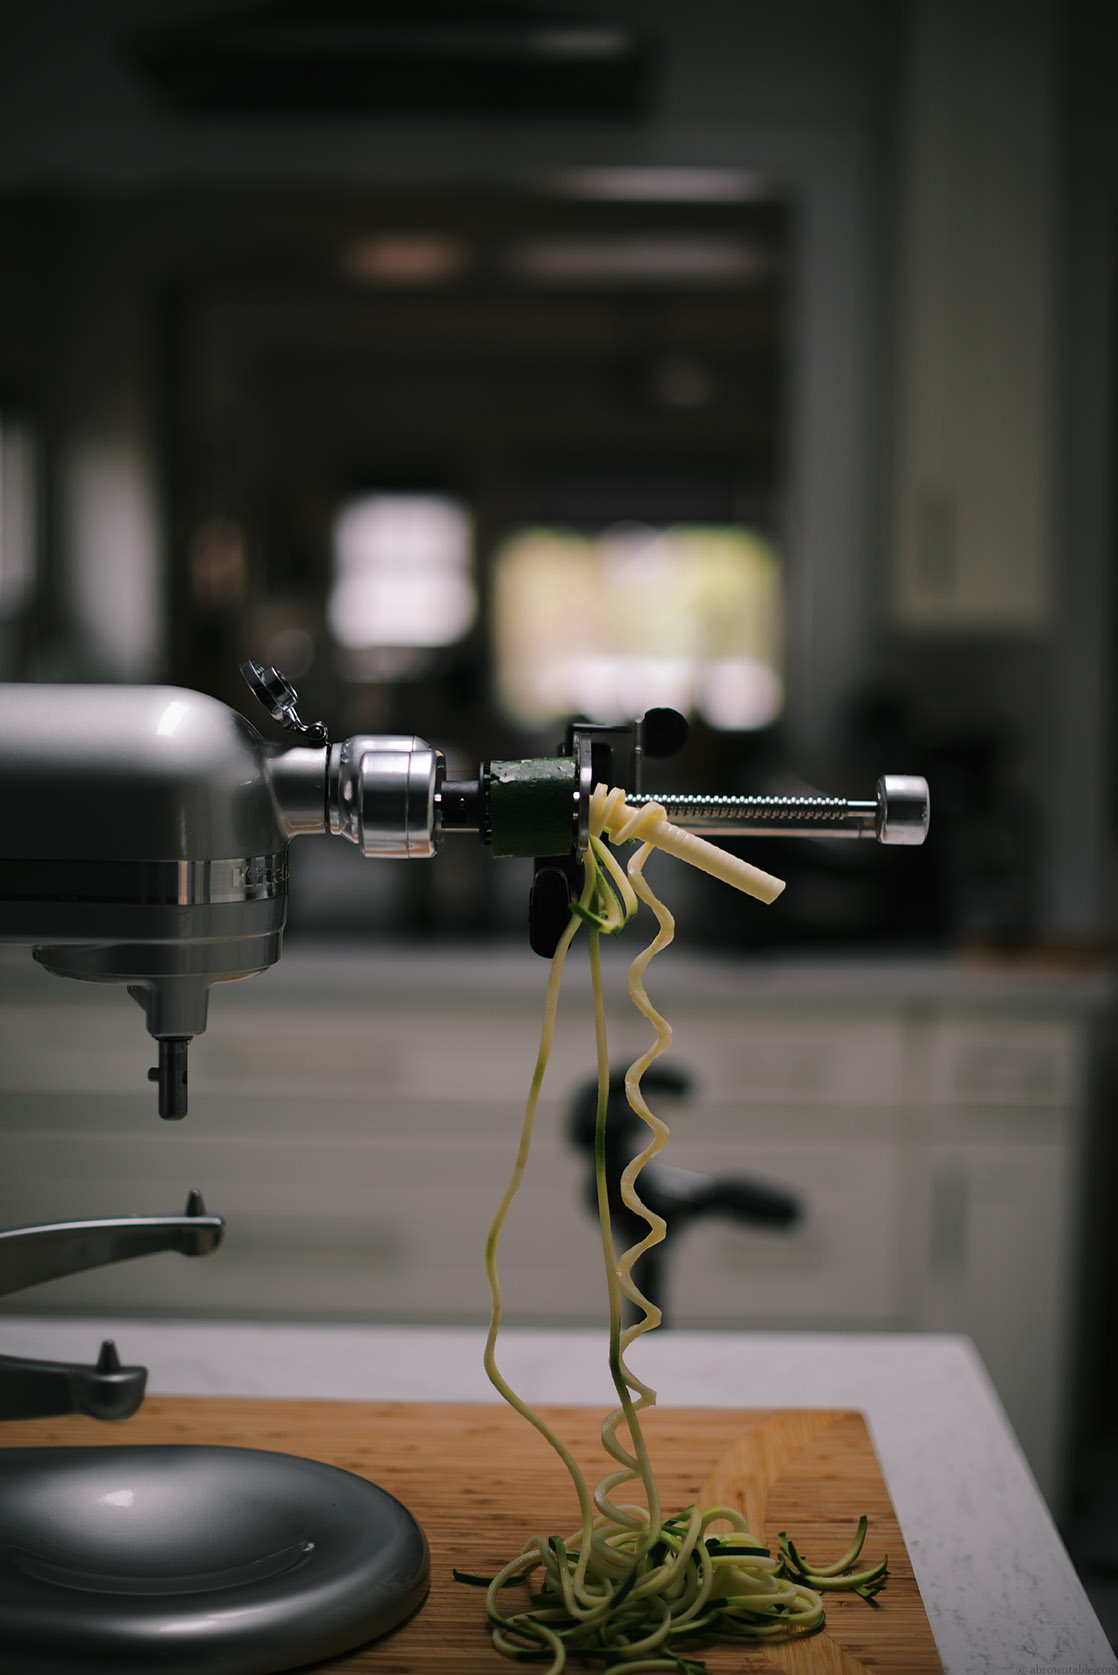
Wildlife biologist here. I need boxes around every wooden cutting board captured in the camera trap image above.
[1,1396,943,1673]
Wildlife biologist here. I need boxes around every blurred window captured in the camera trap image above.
[327,492,474,652]
[493,522,782,729]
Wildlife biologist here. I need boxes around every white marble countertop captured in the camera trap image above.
[2,1317,1113,1674]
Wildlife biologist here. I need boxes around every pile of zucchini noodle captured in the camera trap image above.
[465,786,888,1672]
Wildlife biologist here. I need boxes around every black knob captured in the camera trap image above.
[529,863,576,959]
[641,707,690,759]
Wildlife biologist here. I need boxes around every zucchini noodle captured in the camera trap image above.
[470,787,887,1672]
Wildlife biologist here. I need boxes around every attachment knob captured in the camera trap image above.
[876,774,931,845]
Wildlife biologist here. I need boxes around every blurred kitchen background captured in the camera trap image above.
[1,0,1116,1623]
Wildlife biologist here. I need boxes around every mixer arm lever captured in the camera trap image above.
[0,1191,224,1420]
[0,1340,147,1422]
[0,1191,225,1298]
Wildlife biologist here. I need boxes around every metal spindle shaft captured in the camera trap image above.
[628,774,929,845]
[630,792,875,837]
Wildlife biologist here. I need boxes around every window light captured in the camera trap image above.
[328,492,475,651]
[493,522,782,730]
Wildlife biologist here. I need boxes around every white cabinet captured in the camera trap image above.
[915,1137,1075,1496]
[0,946,1106,1513]
[899,1014,1088,1504]
[888,0,1058,631]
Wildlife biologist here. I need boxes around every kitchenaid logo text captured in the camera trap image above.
[234,856,287,894]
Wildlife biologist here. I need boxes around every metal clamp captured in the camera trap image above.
[241,660,328,744]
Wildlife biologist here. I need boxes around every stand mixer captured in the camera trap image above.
[0,664,930,1674]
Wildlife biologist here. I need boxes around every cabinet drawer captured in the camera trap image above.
[0,1126,605,1327]
[663,1013,906,1107]
[0,1117,902,1330]
[661,1139,903,1325]
[190,1002,554,1104]
[923,1018,1080,1106]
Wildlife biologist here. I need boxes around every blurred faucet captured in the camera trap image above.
[567,1066,800,1325]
